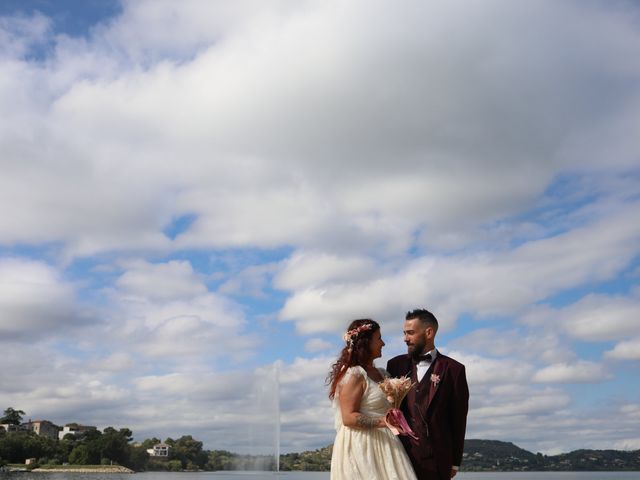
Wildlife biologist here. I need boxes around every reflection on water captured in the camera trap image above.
[0,473,329,480]
[2,472,639,480]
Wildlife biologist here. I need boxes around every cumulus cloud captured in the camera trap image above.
[452,352,534,387]
[605,337,640,360]
[1,0,640,455]
[532,361,610,384]
[0,258,92,341]
[558,293,640,342]
[108,260,258,361]
[115,259,207,301]
[279,205,640,334]
[0,11,50,58]
[304,338,333,353]
[275,251,377,290]
[447,328,574,364]
[89,352,136,372]
[1,0,639,258]
[219,262,278,298]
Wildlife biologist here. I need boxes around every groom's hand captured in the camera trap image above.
[450,468,458,478]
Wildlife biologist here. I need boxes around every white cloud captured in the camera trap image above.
[1,0,640,456]
[1,0,639,258]
[304,338,333,353]
[275,251,377,290]
[447,328,574,364]
[558,293,640,342]
[115,260,207,301]
[112,293,256,360]
[620,404,640,420]
[605,337,640,360]
[279,205,640,335]
[219,262,278,298]
[0,12,50,58]
[451,352,534,387]
[0,258,91,341]
[472,390,571,419]
[532,361,609,384]
[89,352,136,372]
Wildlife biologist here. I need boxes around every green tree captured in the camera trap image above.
[140,437,161,449]
[68,436,101,465]
[128,444,150,471]
[99,427,131,465]
[69,444,93,465]
[207,450,236,471]
[166,435,207,469]
[1,407,25,425]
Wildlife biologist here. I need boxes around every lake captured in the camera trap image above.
[1,472,639,480]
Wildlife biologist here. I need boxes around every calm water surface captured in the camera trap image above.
[1,472,639,480]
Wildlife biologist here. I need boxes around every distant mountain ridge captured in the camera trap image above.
[463,439,640,471]
[280,440,640,471]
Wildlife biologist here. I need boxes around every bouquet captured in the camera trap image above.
[379,376,419,440]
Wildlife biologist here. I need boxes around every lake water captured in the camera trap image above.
[1,472,639,480]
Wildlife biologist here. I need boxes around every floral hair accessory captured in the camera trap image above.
[343,323,374,347]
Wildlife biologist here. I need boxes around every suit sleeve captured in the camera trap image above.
[386,358,396,377]
[386,356,403,378]
[451,364,469,467]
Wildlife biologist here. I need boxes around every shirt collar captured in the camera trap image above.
[417,348,438,364]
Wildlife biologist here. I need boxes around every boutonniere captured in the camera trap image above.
[430,373,441,388]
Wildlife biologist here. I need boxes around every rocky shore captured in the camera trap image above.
[31,466,134,473]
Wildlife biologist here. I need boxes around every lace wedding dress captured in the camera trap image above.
[330,366,418,480]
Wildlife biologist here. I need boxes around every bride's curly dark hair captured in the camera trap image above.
[327,319,380,400]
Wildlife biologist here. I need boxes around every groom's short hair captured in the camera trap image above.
[406,308,439,332]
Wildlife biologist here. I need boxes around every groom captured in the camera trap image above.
[387,308,469,480]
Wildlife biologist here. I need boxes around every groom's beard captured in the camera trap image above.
[407,339,426,359]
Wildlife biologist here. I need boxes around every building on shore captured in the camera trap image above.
[147,443,171,457]
[23,420,61,440]
[0,423,27,433]
[58,423,98,440]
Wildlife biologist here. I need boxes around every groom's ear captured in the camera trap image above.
[425,326,436,339]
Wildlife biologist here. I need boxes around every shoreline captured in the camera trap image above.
[31,466,135,474]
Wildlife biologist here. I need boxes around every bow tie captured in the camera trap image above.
[414,353,432,363]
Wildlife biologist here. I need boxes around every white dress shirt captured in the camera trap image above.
[416,348,438,382]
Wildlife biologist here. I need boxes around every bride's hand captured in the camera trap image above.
[384,409,402,434]
[385,409,400,427]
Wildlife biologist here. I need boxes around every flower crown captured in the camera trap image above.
[343,323,374,346]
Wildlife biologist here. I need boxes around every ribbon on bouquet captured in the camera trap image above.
[385,408,419,441]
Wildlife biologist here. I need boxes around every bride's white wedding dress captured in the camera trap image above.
[330,366,418,480]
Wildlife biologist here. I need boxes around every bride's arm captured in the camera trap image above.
[338,373,386,429]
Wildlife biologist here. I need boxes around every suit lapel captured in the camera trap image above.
[426,356,448,411]
[401,356,419,413]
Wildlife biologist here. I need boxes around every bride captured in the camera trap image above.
[327,319,417,480]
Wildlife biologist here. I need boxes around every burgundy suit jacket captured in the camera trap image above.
[387,352,469,480]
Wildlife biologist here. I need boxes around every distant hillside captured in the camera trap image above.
[279,445,332,471]
[463,439,640,471]
[463,439,539,470]
[285,440,640,472]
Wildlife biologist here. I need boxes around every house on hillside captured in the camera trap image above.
[0,423,26,433]
[23,420,61,440]
[58,423,97,440]
[147,443,171,457]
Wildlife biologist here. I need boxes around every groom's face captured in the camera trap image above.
[403,318,429,357]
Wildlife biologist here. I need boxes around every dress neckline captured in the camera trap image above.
[364,366,384,383]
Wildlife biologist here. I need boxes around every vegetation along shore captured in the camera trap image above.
[1,408,638,472]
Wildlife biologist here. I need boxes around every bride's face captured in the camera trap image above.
[369,329,385,360]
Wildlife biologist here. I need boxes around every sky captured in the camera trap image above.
[0,0,639,457]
